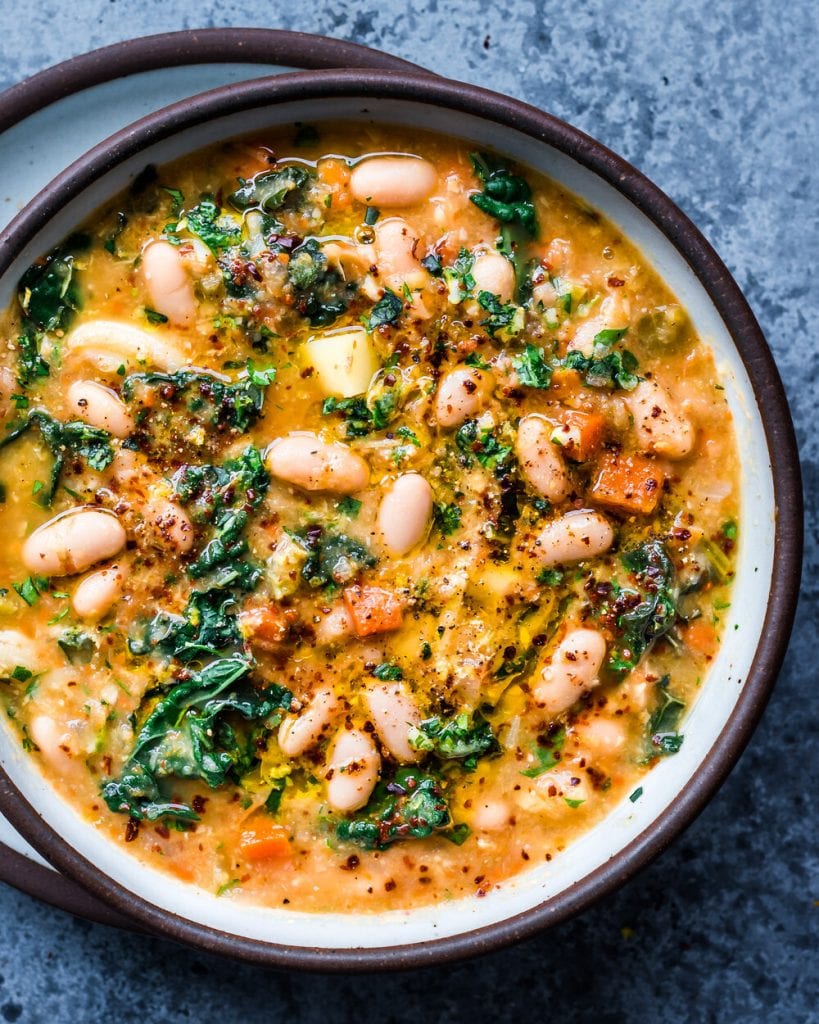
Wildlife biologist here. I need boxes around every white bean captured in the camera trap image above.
[435,367,491,427]
[374,218,426,288]
[535,509,614,567]
[267,432,369,494]
[365,683,422,763]
[378,473,433,555]
[278,687,340,756]
[471,251,515,303]
[142,498,194,553]
[22,508,126,577]
[71,563,126,621]
[516,415,569,502]
[0,630,39,677]
[325,726,381,813]
[314,603,355,647]
[66,380,134,438]
[580,717,626,754]
[471,798,512,832]
[568,294,629,357]
[0,366,15,419]
[29,714,74,767]
[626,379,695,459]
[141,240,196,327]
[64,320,185,374]
[350,156,437,208]
[533,628,607,715]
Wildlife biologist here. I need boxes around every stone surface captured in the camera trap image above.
[0,2,816,1021]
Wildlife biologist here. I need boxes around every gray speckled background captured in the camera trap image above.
[0,2,816,1021]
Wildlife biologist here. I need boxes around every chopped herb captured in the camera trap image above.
[185,195,241,252]
[372,662,403,681]
[722,519,738,541]
[520,727,566,778]
[13,576,45,607]
[144,308,169,325]
[364,206,380,226]
[477,290,524,338]
[432,501,462,536]
[513,343,553,389]
[337,496,362,518]
[629,786,643,803]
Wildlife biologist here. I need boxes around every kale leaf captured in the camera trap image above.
[185,195,241,252]
[287,239,357,327]
[365,288,403,331]
[102,656,292,822]
[290,528,376,589]
[609,540,678,672]
[15,237,89,386]
[408,713,499,770]
[129,449,269,660]
[335,766,455,851]
[469,153,537,236]
[129,588,241,663]
[175,446,269,586]
[122,365,273,449]
[228,166,311,214]
[642,675,685,758]
[0,411,114,505]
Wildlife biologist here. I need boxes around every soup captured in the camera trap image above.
[0,124,738,912]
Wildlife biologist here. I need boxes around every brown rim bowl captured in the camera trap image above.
[0,68,803,971]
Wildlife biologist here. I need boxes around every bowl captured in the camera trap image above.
[0,69,802,970]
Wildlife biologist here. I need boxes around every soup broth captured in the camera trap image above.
[0,123,738,911]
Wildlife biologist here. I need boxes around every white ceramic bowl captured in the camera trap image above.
[0,70,802,969]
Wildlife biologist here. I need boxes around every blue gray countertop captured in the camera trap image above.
[0,2,815,1021]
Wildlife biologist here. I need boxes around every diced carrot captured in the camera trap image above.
[548,367,583,398]
[318,157,350,188]
[343,585,405,637]
[681,618,718,659]
[240,605,289,651]
[239,823,291,862]
[317,158,352,209]
[551,410,606,462]
[167,862,195,882]
[590,451,665,516]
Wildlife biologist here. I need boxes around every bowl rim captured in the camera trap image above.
[0,67,803,971]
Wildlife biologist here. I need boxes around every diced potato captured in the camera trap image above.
[304,327,378,398]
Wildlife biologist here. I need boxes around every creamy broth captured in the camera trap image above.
[0,124,738,911]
